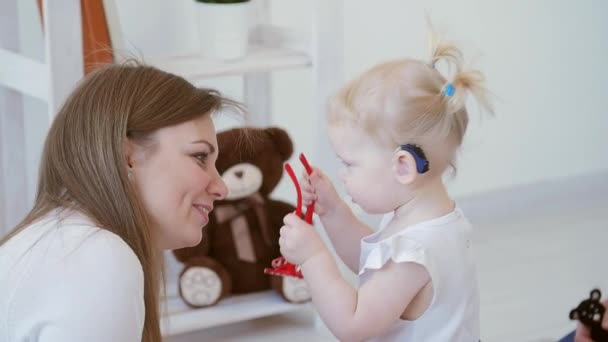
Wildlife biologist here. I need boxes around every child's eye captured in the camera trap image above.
[340,160,351,167]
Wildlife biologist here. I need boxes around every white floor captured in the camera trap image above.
[165,172,608,342]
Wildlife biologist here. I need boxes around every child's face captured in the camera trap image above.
[328,125,405,214]
[129,115,228,250]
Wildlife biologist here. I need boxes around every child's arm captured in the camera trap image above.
[318,200,373,273]
[302,168,374,272]
[279,214,430,341]
[301,254,429,341]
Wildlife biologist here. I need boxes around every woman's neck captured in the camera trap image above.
[393,179,454,227]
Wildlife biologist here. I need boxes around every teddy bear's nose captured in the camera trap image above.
[235,171,244,179]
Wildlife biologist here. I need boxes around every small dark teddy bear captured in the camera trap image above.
[172,127,311,308]
[570,289,608,341]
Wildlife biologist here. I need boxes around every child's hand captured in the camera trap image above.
[279,213,328,265]
[575,298,608,341]
[301,167,341,217]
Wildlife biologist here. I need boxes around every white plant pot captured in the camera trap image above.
[196,2,251,61]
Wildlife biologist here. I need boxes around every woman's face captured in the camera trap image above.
[129,115,227,250]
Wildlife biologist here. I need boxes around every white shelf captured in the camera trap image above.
[2,0,341,335]
[0,49,48,101]
[161,290,312,337]
[146,45,312,83]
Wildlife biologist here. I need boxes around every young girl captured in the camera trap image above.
[278,35,493,341]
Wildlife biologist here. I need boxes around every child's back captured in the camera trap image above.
[360,208,479,340]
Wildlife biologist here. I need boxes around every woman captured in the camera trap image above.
[0,63,237,341]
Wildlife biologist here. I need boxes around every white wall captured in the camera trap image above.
[13,0,608,207]
[0,0,47,235]
[112,0,608,200]
[334,0,608,198]
[17,0,47,207]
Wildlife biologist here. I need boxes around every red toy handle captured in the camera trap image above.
[284,163,302,217]
[264,153,316,279]
[299,153,315,223]
[299,153,313,174]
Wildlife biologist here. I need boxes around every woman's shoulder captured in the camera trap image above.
[63,222,143,276]
[0,209,145,341]
[2,208,143,288]
[48,209,144,278]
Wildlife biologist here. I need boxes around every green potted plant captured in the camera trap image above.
[195,0,252,60]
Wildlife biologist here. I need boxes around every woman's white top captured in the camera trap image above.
[0,209,145,342]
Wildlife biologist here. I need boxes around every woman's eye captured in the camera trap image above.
[192,152,209,165]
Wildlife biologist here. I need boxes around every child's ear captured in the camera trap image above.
[392,149,418,185]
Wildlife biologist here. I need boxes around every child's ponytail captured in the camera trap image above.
[430,35,494,127]
[326,31,494,166]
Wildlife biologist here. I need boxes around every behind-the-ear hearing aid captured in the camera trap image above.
[399,144,430,174]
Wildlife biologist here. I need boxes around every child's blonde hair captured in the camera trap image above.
[328,34,493,159]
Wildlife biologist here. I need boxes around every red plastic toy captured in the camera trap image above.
[264,153,315,279]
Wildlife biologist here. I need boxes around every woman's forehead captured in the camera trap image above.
[157,116,218,147]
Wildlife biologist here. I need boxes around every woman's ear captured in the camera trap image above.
[392,149,418,185]
[125,138,136,169]
[125,136,157,171]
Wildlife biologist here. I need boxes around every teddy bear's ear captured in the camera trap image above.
[265,127,293,161]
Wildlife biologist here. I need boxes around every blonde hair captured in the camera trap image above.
[0,63,239,342]
[328,33,493,158]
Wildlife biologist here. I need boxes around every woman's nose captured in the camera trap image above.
[210,175,228,200]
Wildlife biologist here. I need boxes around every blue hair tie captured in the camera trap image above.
[399,144,430,174]
[444,83,455,97]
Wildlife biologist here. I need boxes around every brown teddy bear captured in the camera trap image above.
[173,127,311,308]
